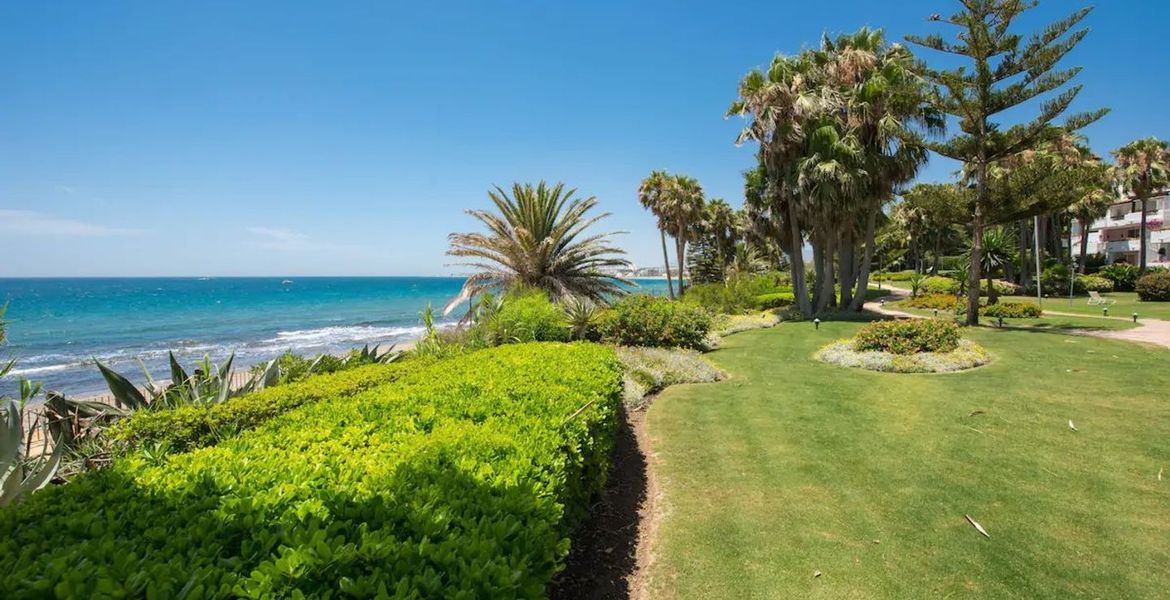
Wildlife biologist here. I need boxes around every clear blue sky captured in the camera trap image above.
[1,1,1165,277]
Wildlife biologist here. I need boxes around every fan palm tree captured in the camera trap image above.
[1112,138,1170,273]
[670,175,706,296]
[444,181,632,316]
[1068,179,1113,273]
[638,170,678,299]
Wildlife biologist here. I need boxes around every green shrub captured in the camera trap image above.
[684,272,792,314]
[980,279,1022,296]
[979,301,1042,318]
[595,295,712,349]
[922,276,960,295]
[900,294,960,311]
[853,319,960,355]
[875,269,917,282]
[1031,264,1085,295]
[0,343,623,599]
[1098,263,1141,292]
[480,288,570,343]
[254,350,348,384]
[753,291,795,310]
[1078,275,1114,293]
[1136,272,1170,301]
[107,359,426,453]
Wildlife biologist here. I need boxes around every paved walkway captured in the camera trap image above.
[863,287,1170,350]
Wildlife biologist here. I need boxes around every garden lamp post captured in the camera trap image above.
[814,318,821,330]
[1103,307,1109,317]
[997,316,1004,328]
[1133,312,1138,323]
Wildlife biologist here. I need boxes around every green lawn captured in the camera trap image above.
[645,323,1170,599]
[889,303,1139,331]
[1006,292,1170,321]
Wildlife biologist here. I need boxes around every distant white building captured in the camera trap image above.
[1072,190,1170,267]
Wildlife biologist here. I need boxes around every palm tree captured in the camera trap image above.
[670,175,706,296]
[966,227,1016,304]
[444,181,632,316]
[1112,138,1170,273]
[638,170,678,299]
[1068,182,1113,273]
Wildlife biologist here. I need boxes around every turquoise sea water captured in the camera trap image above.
[0,277,669,396]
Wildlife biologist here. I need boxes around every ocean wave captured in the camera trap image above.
[10,363,74,376]
[270,323,453,346]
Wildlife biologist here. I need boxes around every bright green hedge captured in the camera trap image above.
[853,319,960,355]
[595,295,711,349]
[979,301,1043,318]
[106,358,428,453]
[0,343,622,599]
[753,291,795,310]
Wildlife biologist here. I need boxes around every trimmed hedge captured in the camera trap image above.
[484,289,571,343]
[979,301,1043,318]
[595,295,711,349]
[1078,275,1114,293]
[107,358,427,453]
[922,276,960,295]
[0,343,623,599]
[900,293,959,311]
[753,291,795,310]
[854,319,960,355]
[1136,272,1170,301]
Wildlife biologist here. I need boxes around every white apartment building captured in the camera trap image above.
[1072,190,1170,267]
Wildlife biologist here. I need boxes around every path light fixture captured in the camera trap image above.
[1133,312,1138,323]
[814,318,821,330]
[997,316,1004,328]
[933,308,939,318]
[1103,307,1109,317]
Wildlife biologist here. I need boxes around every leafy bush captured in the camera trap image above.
[1136,272,1170,301]
[684,272,791,314]
[1077,275,1114,293]
[107,359,425,453]
[980,279,1022,296]
[853,319,960,355]
[1031,264,1085,296]
[1098,263,1141,292]
[876,269,917,282]
[710,311,783,337]
[594,295,712,349]
[753,291,795,310]
[479,288,570,344]
[900,294,960,311]
[0,343,623,599]
[921,276,960,295]
[979,301,1042,318]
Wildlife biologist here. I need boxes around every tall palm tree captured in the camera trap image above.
[1068,178,1114,273]
[445,181,631,316]
[638,170,678,299]
[1112,138,1170,273]
[670,175,706,296]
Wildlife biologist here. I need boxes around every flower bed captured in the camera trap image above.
[817,338,991,373]
[0,342,623,598]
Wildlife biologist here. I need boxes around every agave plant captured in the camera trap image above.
[348,344,401,366]
[1,383,65,506]
[95,351,278,411]
[562,297,598,341]
[908,272,927,298]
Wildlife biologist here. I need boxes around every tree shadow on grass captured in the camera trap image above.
[550,409,647,600]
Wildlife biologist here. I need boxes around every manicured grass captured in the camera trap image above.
[1006,292,1170,321]
[645,323,1170,599]
[891,303,1140,331]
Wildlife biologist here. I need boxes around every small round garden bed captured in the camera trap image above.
[816,318,991,373]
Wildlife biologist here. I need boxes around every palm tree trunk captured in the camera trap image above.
[659,229,675,300]
[1079,217,1090,274]
[848,199,880,312]
[986,273,998,304]
[1139,196,1149,273]
[839,228,854,307]
[785,199,812,317]
[675,222,688,297]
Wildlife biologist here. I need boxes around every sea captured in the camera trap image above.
[0,277,670,397]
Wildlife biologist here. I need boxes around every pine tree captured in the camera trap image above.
[907,1,1107,324]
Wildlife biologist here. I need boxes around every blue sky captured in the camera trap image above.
[0,1,1165,277]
